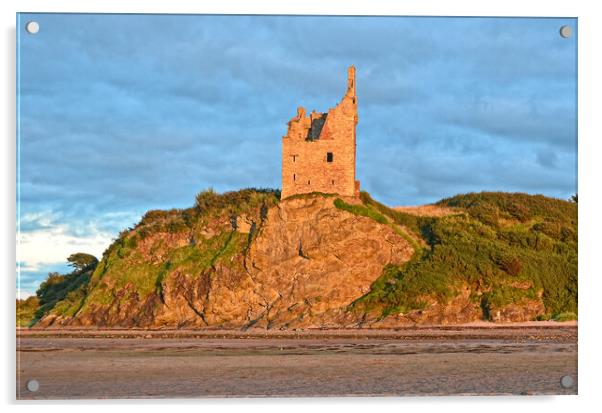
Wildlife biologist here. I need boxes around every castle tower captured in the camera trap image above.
[281,66,360,199]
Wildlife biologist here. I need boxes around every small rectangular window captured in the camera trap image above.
[293,174,296,181]
[326,152,333,162]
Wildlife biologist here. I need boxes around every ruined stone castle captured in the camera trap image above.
[281,66,360,199]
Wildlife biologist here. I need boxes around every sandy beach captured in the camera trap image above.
[16,323,577,399]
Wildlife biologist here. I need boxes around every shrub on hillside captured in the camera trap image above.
[195,188,280,215]
[32,253,98,323]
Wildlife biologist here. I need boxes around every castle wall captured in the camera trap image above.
[281,66,360,199]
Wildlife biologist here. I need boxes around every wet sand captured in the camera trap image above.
[16,325,577,399]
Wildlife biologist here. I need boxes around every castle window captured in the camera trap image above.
[332,180,335,185]
[308,180,311,185]
[326,152,333,162]
[292,155,298,162]
[293,174,296,181]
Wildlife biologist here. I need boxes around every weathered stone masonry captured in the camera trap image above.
[281,66,360,199]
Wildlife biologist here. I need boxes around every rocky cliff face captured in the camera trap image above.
[38,194,413,328]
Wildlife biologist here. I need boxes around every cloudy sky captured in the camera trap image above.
[16,14,577,296]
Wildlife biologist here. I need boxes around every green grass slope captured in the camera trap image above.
[351,191,577,320]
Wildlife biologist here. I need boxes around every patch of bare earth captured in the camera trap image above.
[393,205,460,217]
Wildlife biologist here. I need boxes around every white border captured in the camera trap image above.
[3,1,601,412]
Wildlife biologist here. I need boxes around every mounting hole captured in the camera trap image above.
[26,379,39,392]
[559,25,572,38]
[25,21,39,35]
[560,375,574,388]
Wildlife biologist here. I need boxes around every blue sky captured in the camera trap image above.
[16,14,577,296]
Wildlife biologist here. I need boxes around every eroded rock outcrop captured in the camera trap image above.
[38,195,414,328]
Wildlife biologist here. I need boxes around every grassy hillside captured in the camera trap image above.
[22,189,577,327]
[351,191,577,320]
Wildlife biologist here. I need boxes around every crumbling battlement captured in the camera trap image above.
[281,66,360,199]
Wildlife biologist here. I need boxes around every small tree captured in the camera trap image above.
[570,193,578,203]
[67,253,99,272]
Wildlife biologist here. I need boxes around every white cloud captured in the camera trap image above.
[16,211,115,273]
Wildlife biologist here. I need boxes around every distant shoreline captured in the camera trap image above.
[17,320,577,341]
